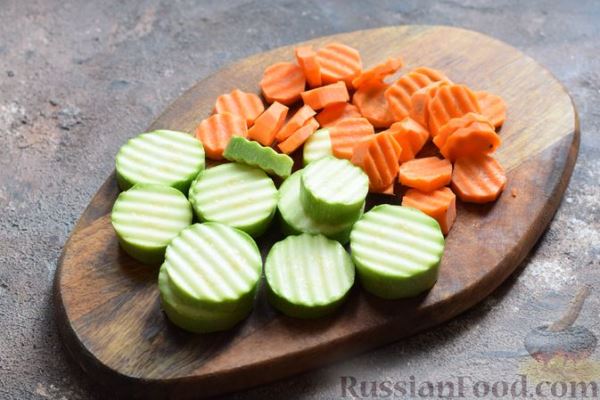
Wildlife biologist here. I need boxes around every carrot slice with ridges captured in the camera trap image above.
[247,102,289,146]
[409,81,450,130]
[440,122,501,162]
[399,157,452,192]
[301,81,349,110]
[329,117,374,160]
[260,62,306,105]
[352,80,395,128]
[195,112,247,160]
[351,132,403,191]
[278,118,319,154]
[451,155,506,203]
[214,89,264,127]
[295,46,322,88]
[315,103,361,128]
[276,105,316,142]
[476,91,507,128]
[427,84,480,136]
[384,117,429,163]
[316,43,362,87]
[433,112,493,149]
[352,57,403,89]
[402,187,456,235]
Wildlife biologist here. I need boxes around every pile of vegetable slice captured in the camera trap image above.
[111,41,508,333]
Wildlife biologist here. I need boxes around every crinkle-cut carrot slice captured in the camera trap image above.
[260,62,306,105]
[452,155,506,203]
[427,84,481,136]
[214,89,264,127]
[351,57,404,89]
[315,103,361,128]
[301,81,349,110]
[195,112,247,160]
[385,67,449,121]
[352,80,395,128]
[440,121,501,162]
[399,156,452,192]
[316,43,362,87]
[410,81,450,129]
[329,117,374,160]
[276,104,316,142]
[402,187,456,235]
[383,117,429,163]
[247,101,289,146]
[278,118,319,154]
[476,91,507,128]
[351,132,403,192]
[433,112,493,149]
[295,46,322,88]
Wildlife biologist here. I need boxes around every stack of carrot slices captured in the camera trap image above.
[193,41,508,236]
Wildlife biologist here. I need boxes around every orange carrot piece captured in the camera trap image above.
[315,103,361,128]
[301,81,349,110]
[451,155,507,203]
[384,117,429,163]
[476,91,507,128]
[316,43,362,87]
[260,62,306,105]
[410,81,449,129]
[295,46,322,88]
[440,121,501,162]
[351,57,404,89]
[433,112,493,150]
[402,187,456,235]
[352,80,396,128]
[247,102,289,146]
[427,84,481,136]
[195,112,247,160]
[385,67,449,121]
[277,118,319,154]
[214,89,264,127]
[399,157,452,192]
[351,132,403,192]
[275,104,316,142]
[329,117,375,160]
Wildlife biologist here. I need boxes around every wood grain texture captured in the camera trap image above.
[54,25,579,399]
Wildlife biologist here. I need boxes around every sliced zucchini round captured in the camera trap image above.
[302,128,332,166]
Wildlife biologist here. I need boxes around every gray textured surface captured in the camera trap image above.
[0,1,598,399]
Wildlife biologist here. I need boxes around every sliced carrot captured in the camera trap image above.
[195,112,247,160]
[402,187,456,235]
[399,157,452,192]
[351,57,403,89]
[316,43,362,87]
[315,102,361,128]
[410,81,449,129]
[295,46,322,88]
[247,101,289,146]
[352,80,395,128]
[433,112,493,149]
[385,67,448,121]
[411,67,450,83]
[427,84,481,136]
[278,118,319,154]
[384,117,429,163]
[329,117,374,160]
[451,155,506,203]
[214,89,264,127]
[301,81,349,110]
[260,62,306,105]
[351,132,403,191]
[476,91,507,128]
[440,121,501,162]
[275,104,316,142]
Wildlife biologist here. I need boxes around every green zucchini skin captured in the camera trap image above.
[265,233,355,319]
[302,128,332,166]
[115,130,205,193]
[223,136,293,179]
[300,156,369,224]
[350,205,445,299]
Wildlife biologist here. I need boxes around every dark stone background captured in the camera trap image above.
[0,1,598,399]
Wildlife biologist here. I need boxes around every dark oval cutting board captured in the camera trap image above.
[54,25,579,399]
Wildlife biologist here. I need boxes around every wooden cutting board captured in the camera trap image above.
[54,25,579,399]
